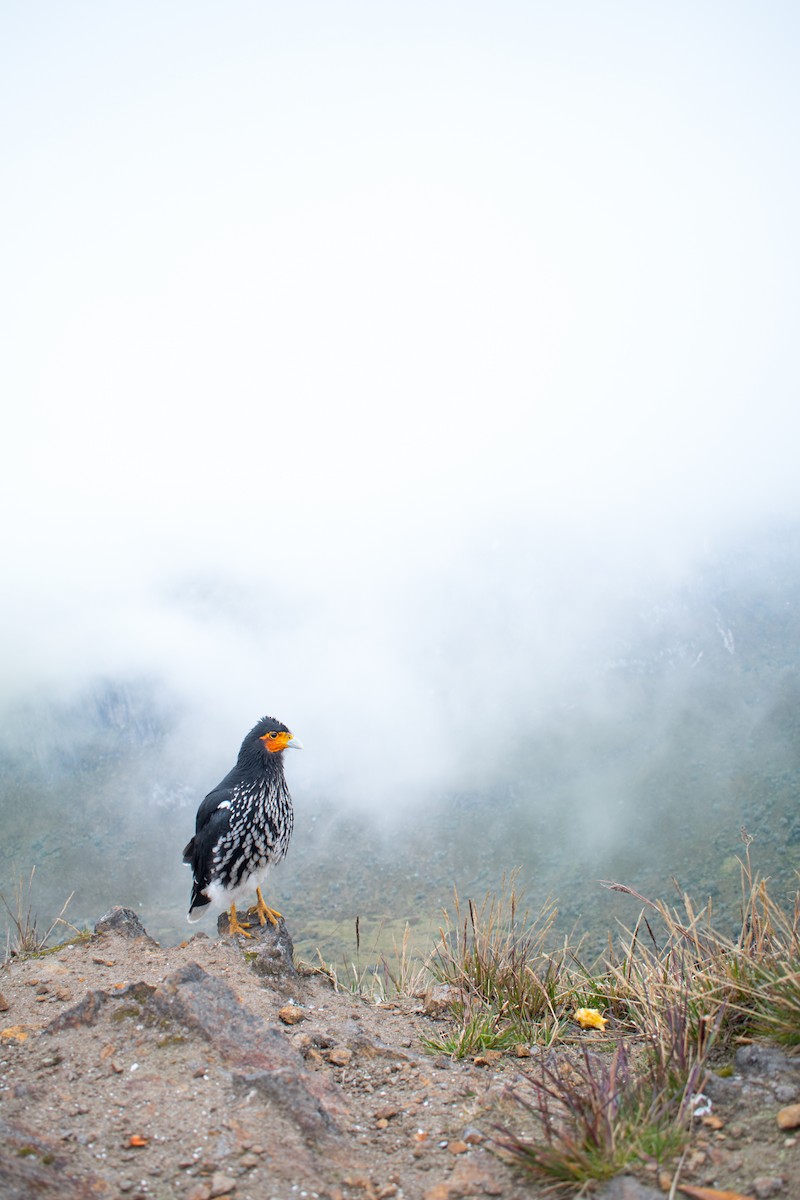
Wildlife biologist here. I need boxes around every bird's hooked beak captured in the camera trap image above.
[286,734,303,749]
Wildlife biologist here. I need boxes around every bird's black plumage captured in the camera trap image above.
[182,716,300,931]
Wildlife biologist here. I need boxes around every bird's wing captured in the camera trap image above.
[183,804,231,886]
[194,785,236,834]
[182,786,235,864]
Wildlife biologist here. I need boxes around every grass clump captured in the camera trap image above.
[495,1037,701,1189]
[428,872,581,1055]
[1,866,85,964]
[422,1002,538,1058]
[603,827,800,1048]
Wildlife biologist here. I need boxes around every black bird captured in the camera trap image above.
[182,715,302,936]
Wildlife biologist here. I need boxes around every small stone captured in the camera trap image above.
[423,1187,451,1200]
[240,1153,259,1169]
[422,984,460,1018]
[209,1172,237,1197]
[753,1178,786,1199]
[374,1104,401,1121]
[327,1047,353,1067]
[777,1103,800,1130]
[447,1140,468,1155]
[462,1127,484,1144]
[514,1043,531,1057]
[473,1050,502,1067]
[278,1004,305,1025]
[376,1117,389,1129]
[185,1186,212,1200]
[0,993,9,1012]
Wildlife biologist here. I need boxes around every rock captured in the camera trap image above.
[222,912,298,979]
[94,907,156,941]
[736,1044,799,1078]
[46,981,155,1033]
[327,1047,353,1067]
[753,1177,786,1198]
[141,962,349,1135]
[472,1050,502,1067]
[0,992,9,1011]
[703,1072,742,1101]
[422,984,460,1018]
[777,1103,800,1130]
[374,1104,401,1121]
[428,1148,508,1198]
[349,1032,413,1061]
[278,1004,305,1025]
[44,988,111,1031]
[185,1185,212,1200]
[209,1172,238,1196]
[0,1116,113,1198]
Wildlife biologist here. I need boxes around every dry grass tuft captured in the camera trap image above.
[1,866,82,964]
[308,917,431,1002]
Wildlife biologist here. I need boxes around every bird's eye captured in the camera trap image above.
[268,731,278,739]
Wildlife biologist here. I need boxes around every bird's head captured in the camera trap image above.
[245,715,303,757]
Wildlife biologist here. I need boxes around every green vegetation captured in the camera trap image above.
[316,834,800,1191]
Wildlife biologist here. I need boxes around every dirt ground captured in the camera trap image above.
[1,908,798,1200]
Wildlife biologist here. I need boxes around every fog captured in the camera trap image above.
[2,3,800,949]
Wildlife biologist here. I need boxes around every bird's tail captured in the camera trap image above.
[184,836,209,922]
[187,880,210,923]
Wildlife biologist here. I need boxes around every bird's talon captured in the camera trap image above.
[225,906,254,938]
[248,887,282,927]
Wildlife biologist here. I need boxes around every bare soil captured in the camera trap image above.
[0,909,798,1200]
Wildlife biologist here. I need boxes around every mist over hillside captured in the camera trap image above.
[2,523,798,955]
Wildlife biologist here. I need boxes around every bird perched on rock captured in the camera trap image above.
[183,715,302,936]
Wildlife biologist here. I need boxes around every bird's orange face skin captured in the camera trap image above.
[260,730,294,753]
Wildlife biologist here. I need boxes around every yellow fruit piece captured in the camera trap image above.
[574,1007,608,1031]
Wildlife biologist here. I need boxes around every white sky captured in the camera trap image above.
[2,2,800,797]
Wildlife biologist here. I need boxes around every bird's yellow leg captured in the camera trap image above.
[248,886,282,927]
[226,903,254,938]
